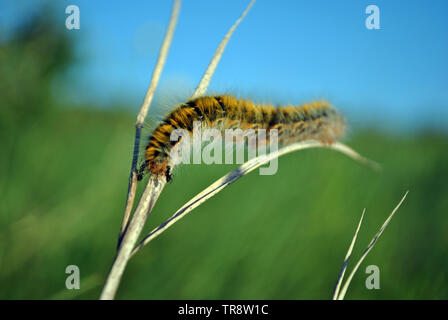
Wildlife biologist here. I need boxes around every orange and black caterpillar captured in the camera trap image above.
[138,95,345,181]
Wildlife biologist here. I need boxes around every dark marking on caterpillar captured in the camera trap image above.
[141,95,346,180]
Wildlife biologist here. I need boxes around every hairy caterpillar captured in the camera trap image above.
[138,95,345,181]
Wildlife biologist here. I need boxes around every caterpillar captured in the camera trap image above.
[138,95,345,181]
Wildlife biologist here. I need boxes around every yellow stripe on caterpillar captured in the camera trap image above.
[139,95,345,181]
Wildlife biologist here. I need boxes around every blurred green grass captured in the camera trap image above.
[0,107,447,299]
[1,12,447,300]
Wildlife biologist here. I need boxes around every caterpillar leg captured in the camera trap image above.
[137,161,148,181]
[318,136,335,146]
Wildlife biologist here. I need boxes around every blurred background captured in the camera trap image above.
[0,0,447,299]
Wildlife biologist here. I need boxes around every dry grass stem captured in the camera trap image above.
[119,170,137,241]
[100,176,167,300]
[131,141,378,256]
[118,0,181,243]
[101,0,181,300]
[332,209,365,300]
[192,0,256,98]
[334,191,409,300]
[136,0,181,126]
[102,0,255,299]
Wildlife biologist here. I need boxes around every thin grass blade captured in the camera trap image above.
[131,141,378,256]
[332,209,365,300]
[192,0,255,98]
[337,191,409,300]
[119,0,181,244]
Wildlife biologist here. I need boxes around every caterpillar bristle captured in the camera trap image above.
[142,95,346,180]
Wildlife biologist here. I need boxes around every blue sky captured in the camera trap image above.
[2,0,448,131]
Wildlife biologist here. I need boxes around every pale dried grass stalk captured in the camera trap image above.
[119,170,137,242]
[192,0,256,98]
[119,0,181,243]
[333,191,409,300]
[100,0,181,300]
[101,0,254,300]
[332,209,365,300]
[131,141,379,256]
[101,177,166,300]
